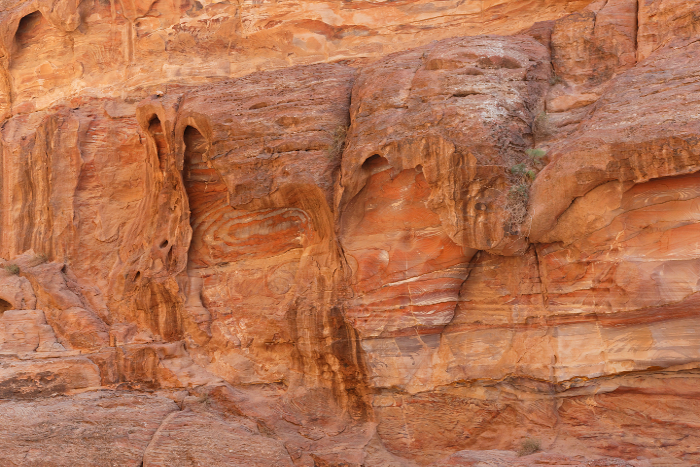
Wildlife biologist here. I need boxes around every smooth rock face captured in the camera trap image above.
[0,309,63,353]
[1,0,700,465]
[429,450,655,466]
[0,391,179,467]
[142,410,295,467]
[0,357,101,398]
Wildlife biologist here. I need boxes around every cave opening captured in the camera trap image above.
[361,154,390,175]
[14,11,43,51]
[0,298,12,314]
[362,154,384,168]
[148,116,167,171]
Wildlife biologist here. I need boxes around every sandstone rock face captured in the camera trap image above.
[142,410,295,467]
[0,391,179,466]
[1,0,700,465]
[337,34,549,393]
[0,0,591,118]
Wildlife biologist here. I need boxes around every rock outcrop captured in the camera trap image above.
[1,0,700,465]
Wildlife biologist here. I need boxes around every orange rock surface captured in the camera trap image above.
[1,0,700,465]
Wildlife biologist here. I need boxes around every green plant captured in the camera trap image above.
[526,148,546,160]
[3,264,19,275]
[518,438,541,457]
[35,253,48,264]
[510,166,537,181]
[510,163,528,176]
[526,148,547,170]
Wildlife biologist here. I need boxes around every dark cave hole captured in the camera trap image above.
[361,154,390,175]
[148,116,168,171]
[15,11,43,49]
[183,126,208,161]
[0,298,12,314]
[166,246,176,269]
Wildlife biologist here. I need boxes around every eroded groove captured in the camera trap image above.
[148,117,167,171]
[182,125,228,270]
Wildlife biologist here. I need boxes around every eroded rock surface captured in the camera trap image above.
[1,0,700,465]
[0,391,178,466]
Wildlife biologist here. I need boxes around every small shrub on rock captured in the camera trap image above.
[503,148,548,232]
[4,264,20,275]
[517,438,541,457]
[328,125,348,159]
[526,148,547,168]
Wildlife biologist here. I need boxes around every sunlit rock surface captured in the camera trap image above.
[1,0,700,465]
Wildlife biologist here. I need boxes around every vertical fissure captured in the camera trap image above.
[147,117,167,171]
[634,0,640,61]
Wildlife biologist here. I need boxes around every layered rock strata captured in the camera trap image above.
[1,0,700,465]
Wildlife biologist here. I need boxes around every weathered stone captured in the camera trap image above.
[0,391,178,467]
[0,0,698,465]
[0,357,101,399]
[0,309,64,353]
[0,0,591,118]
[142,410,294,467]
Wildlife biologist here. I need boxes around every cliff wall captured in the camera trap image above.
[1,0,700,465]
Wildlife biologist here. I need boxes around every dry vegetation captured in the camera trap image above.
[517,438,542,457]
[3,264,20,275]
[503,148,547,232]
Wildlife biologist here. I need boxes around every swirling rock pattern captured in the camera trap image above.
[0,0,699,465]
